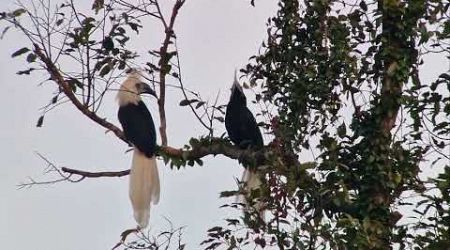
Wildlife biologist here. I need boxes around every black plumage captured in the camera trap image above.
[118,101,157,157]
[116,74,160,228]
[225,75,266,216]
[225,83,263,150]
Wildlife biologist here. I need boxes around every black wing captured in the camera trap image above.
[225,105,263,149]
[118,101,157,157]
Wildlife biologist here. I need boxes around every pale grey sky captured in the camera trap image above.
[1,1,449,250]
[0,1,277,249]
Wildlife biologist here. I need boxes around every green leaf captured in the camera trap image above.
[51,95,58,104]
[99,64,111,77]
[393,172,402,185]
[438,73,450,81]
[26,53,36,63]
[0,26,11,39]
[128,22,141,33]
[102,36,114,50]
[337,122,347,138]
[11,47,30,57]
[214,116,224,123]
[207,226,223,232]
[195,158,203,166]
[36,115,44,127]
[359,1,367,11]
[179,99,197,106]
[443,19,450,37]
[67,78,84,90]
[11,8,26,17]
[91,0,104,13]
[16,68,35,75]
[195,101,206,109]
[219,190,238,198]
[56,19,64,26]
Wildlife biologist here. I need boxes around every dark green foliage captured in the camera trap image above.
[224,0,450,248]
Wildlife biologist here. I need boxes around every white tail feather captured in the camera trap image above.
[129,149,160,228]
[241,169,261,194]
[238,168,265,217]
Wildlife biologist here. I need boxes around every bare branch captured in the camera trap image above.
[17,152,84,189]
[157,0,185,146]
[61,167,130,178]
[33,43,129,144]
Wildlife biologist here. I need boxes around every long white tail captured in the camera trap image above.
[238,168,265,215]
[129,149,160,228]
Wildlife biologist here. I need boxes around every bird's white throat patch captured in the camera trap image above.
[117,72,142,106]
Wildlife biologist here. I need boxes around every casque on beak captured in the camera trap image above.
[230,69,244,92]
[140,82,157,98]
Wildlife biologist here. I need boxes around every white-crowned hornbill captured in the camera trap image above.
[117,72,160,228]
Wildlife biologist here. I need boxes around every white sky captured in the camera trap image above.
[0,1,278,249]
[1,1,448,250]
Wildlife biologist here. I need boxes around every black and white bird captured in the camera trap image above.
[225,71,264,212]
[117,71,160,229]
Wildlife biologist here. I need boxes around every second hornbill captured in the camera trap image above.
[225,71,264,213]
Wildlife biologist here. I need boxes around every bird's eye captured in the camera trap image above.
[135,83,141,90]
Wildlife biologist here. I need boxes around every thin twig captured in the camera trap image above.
[33,43,129,144]
[174,39,211,132]
[61,167,130,178]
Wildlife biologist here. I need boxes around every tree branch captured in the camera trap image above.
[157,0,185,146]
[24,137,315,187]
[33,43,266,169]
[58,139,273,179]
[61,167,130,178]
[33,43,129,144]
[32,43,255,170]
[30,3,313,188]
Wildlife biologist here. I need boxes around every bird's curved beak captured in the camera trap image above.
[141,82,157,98]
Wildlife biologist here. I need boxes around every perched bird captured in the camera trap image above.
[117,71,160,228]
[225,71,264,213]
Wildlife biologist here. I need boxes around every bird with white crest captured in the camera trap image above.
[117,70,160,229]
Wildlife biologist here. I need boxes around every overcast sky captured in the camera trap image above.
[1,1,449,250]
[0,1,279,249]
